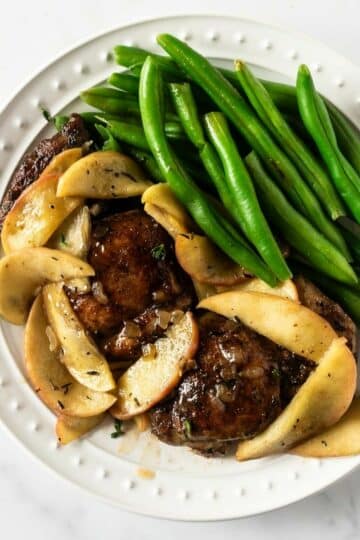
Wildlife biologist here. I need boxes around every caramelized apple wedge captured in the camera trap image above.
[25,296,116,417]
[0,247,94,325]
[175,233,249,286]
[111,312,199,420]
[57,151,152,198]
[56,414,105,445]
[199,291,356,460]
[43,283,115,392]
[1,148,83,254]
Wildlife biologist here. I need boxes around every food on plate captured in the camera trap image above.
[0,114,89,228]
[56,151,152,198]
[111,312,199,419]
[199,291,356,459]
[290,398,360,457]
[43,282,116,392]
[48,205,92,259]
[56,414,105,445]
[0,247,94,325]
[25,296,116,417]
[1,33,360,459]
[1,148,83,253]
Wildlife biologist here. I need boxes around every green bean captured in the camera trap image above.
[80,87,140,115]
[108,72,140,93]
[245,151,357,285]
[126,147,165,183]
[297,65,360,222]
[139,56,277,286]
[204,112,291,280]
[236,61,346,222]
[94,124,122,152]
[290,259,360,325]
[156,34,346,253]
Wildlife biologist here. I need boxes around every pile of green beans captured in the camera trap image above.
[139,56,278,286]
[76,35,360,289]
[297,65,360,223]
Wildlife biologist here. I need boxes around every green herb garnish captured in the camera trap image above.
[183,419,192,439]
[60,233,68,247]
[151,243,166,261]
[111,419,125,438]
[40,105,52,122]
[271,367,281,379]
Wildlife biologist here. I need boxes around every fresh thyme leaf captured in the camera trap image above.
[271,367,280,379]
[40,105,52,122]
[183,419,192,439]
[86,370,100,376]
[57,400,65,410]
[151,243,166,261]
[60,233,68,246]
[111,418,125,438]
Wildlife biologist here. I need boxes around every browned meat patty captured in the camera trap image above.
[150,313,315,454]
[68,209,195,358]
[0,114,89,228]
[295,275,357,352]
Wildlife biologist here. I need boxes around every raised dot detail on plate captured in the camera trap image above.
[123,479,135,490]
[0,141,11,151]
[235,487,246,496]
[74,63,89,75]
[14,117,27,129]
[178,490,190,500]
[153,486,163,496]
[263,40,273,50]
[73,456,83,466]
[267,481,274,490]
[335,79,345,88]
[312,63,322,73]
[50,440,60,450]
[293,471,300,480]
[179,31,192,41]
[207,31,219,42]
[288,49,298,60]
[53,80,66,91]
[31,97,41,108]
[97,468,109,479]
[10,400,21,411]
[206,490,218,500]
[234,33,246,44]
[100,51,113,63]
[29,421,40,432]
[0,377,6,387]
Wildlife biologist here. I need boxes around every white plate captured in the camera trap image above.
[0,14,359,521]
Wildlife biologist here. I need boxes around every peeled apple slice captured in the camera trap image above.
[217,278,299,302]
[56,414,105,445]
[48,205,91,260]
[142,183,196,239]
[290,398,360,458]
[56,151,152,198]
[25,296,116,418]
[43,283,115,392]
[111,312,199,420]
[1,148,83,253]
[175,233,250,286]
[199,291,356,460]
[0,247,94,325]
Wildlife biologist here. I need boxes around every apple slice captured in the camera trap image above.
[48,205,91,260]
[56,413,105,445]
[56,151,152,198]
[43,282,115,392]
[290,398,360,458]
[199,291,356,460]
[142,183,195,239]
[175,233,249,286]
[1,148,83,254]
[217,278,299,302]
[25,296,116,418]
[0,247,94,325]
[111,312,199,419]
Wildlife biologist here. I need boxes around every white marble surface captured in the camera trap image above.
[1,1,360,538]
